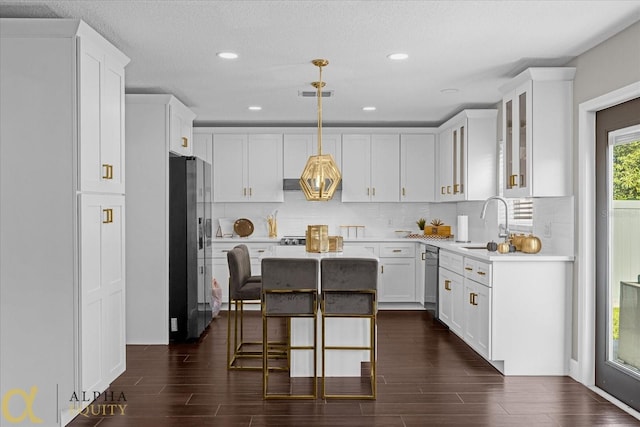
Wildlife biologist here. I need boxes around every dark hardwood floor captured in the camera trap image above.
[68,310,640,426]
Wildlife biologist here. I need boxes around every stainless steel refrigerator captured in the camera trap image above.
[169,156,212,341]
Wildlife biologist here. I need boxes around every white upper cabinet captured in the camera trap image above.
[193,132,213,164]
[342,134,400,202]
[168,100,196,156]
[437,110,498,202]
[401,134,436,202]
[283,133,341,179]
[213,133,283,202]
[78,36,126,194]
[500,67,575,197]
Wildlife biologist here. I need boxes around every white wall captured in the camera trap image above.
[569,20,640,362]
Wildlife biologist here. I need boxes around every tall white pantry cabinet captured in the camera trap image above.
[0,19,129,426]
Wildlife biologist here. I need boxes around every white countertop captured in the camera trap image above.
[212,236,574,262]
[260,245,379,261]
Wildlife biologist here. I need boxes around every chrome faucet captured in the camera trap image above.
[480,196,510,242]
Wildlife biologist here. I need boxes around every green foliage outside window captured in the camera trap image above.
[613,140,640,200]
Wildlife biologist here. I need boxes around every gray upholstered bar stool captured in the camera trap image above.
[320,258,378,399]
[261,258,319,399]
[226,245,262,370]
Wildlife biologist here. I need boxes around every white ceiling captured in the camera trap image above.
[1,0,639,126]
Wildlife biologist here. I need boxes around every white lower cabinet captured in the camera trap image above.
[462,258,492,360]
[379,243,416,302]
[438,265,464,337]
[439,250,571,375]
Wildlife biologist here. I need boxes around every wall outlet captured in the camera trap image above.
[543,221,552,238]
[387,218,393,226]
[170,318,178,332]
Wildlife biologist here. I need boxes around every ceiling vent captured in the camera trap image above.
[298,90,333,98]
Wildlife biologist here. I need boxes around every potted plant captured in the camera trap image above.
[416,218,426,231]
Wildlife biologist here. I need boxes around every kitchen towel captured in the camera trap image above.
[456,215,469,242]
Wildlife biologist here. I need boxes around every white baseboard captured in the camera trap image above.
[569,358,580,381]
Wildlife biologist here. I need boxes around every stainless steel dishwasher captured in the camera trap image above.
[424,244,439,317]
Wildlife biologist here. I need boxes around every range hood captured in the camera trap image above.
[283,178,342,191]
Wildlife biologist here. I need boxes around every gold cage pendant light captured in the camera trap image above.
[299,59,342,201]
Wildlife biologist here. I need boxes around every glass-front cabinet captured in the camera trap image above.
[500,68,575,198]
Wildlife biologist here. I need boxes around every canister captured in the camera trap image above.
[306,225,329,253]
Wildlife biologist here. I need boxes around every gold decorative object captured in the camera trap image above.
[299,59,342,201]
[306,225,329,253]
[521,234,542,254]
[267,215,277,238]
[328,236,343,252]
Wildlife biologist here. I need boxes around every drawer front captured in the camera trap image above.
[380,243,415,258]
[440,250,463,274]
[211,242,275,259]
[211,243,236,258]
[463,258,492,286]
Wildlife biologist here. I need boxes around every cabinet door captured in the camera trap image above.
[437,128,453,200]
[169,105,194,156]
[283,134,313,178]
[80,194,126,392]
[438,268,453,327]
[247,134,283,202]
[504,81,532,198]
[464,279,491,359]
[213,134,247,202]
[341,134,371,202]
[451,123,466,201]
[78,38,125,194]
[193,133,213,163]
[371,134,400,202]
[401,134,436,202]
[449,270,465,337]
[379,257,415,302]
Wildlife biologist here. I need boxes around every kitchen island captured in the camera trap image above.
[260,245,378,377]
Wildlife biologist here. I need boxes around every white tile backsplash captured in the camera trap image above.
[213,193,575,255]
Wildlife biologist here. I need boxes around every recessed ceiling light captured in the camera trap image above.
[248,106,262,111]
[362,106,377,111]
[441,88,459,94]
[217,52,238,59]
[387,53,408,60]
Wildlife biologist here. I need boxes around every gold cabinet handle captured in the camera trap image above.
[249,187,252,196]
[392,249,402,253]
[243,188,247,196]
[372,187,376,196]
[421,252,426,260]
[465,266,473,271]
[469,292,474,304]
[447,186,451,194]
[477,271,486,276]
[102,164,113,180]
[444,280,451,291]
[258,249,265,253]
[181,137,188,147]
[441,186,446,195]
[367,187,370,196]
[102,208,113,224]
[402,187,406,196]
[453,184,460,194]
[509,174,518,187]
[381,265,384,274]
[472,293,478,306]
